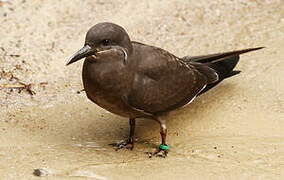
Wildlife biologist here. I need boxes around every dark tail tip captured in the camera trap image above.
[225,70,241,78]
[237,46,265,54]
[246,47,265,51]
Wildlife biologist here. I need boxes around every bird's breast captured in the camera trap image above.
[81,58,138,117]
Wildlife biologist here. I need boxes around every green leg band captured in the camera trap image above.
[159,144,169,150]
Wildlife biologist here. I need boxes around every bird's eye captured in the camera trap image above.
[101,39,110,46]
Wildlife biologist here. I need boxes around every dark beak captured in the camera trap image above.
[66,45,94,65]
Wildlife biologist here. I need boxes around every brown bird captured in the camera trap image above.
[67,22,263,157]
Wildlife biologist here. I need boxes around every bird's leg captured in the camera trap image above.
[110,118,136,150]
[127,118,136,147]
[149,117,169,158]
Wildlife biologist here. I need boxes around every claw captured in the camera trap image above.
[109,140,134,151]
[148,149,168,158]
[148,144,169,158]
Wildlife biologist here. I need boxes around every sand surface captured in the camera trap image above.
[0,0,283,179]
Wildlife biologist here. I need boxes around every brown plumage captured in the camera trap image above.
[67,22,263,157]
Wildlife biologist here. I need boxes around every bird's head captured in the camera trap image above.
[66,22,132,65]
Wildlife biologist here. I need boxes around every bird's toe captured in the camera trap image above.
[148,144,169,158]
[109,140,134,151]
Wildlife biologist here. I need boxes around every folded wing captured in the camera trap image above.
[127,44,214,114]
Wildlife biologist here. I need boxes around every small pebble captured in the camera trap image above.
[33,168,49,177]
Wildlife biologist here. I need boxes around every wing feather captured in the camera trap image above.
[127,45,208,114]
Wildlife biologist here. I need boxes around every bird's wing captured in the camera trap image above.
[127,45,215,114]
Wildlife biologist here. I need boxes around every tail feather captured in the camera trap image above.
[225,70,241,78]
[207,55,239,79]
[183,47,264,63]
[199,56,240,95]
[182,47,264,95]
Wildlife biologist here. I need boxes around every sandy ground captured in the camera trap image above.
[0,0,284,179]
